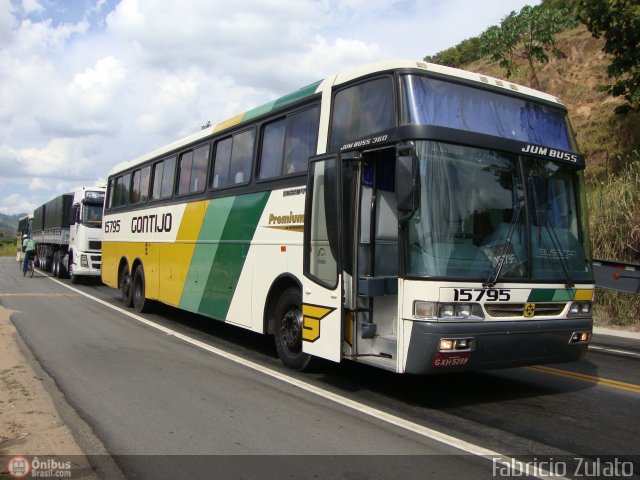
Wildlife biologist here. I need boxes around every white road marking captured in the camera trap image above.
[589,345,640,359]
[44,274,567,479]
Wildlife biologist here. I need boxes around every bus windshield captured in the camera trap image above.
[405,141,592,283]
[400,74,577,152]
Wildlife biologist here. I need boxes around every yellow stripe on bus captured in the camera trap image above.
[159,201,209,306]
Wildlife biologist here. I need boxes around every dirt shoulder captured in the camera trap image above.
[0,306,105,478]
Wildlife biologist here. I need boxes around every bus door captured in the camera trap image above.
[351,148,399,369]
[302,154,343,362]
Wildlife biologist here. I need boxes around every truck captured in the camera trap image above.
[32,187,105,283]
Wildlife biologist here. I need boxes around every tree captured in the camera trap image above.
[424,37,483,69]
[578,0,640,114]
[480,5,572,89]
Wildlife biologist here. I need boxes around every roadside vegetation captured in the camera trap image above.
[0,240,16,257]
[425,0,640,327]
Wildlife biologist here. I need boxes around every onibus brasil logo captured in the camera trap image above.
[6,456,72,478]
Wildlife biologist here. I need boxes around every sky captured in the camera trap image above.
[0,0,539,215]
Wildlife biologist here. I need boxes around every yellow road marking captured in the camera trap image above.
[526,365,640,393]
[0,293,81,297]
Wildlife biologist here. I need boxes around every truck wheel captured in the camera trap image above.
[274,287,312,371]
[132,266,153,313]
[52,252,59,277]
[121,263,133,307]
[68,255,79,283]
[58,255,68,279]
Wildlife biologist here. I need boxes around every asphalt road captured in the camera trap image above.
[2,257,639,480]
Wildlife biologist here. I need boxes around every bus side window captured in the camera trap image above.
[212,138,232,188]
[259,106,319,180]
[178,150,194,195]
[283,106,319,174]
[330,77,394,150]
[113,173,130,207]
[151,161,164,200]
[259,119,286,179]
[131,169,142,203]
[191,144,209,193]
[139,165,151,202]
[151,156,176,200]
[229,130,254,185]
[213,130,254,188]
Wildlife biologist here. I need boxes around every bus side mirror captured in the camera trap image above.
[396,155,419,223]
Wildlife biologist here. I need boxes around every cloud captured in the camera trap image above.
[28,177,50,191]
[0,193,38,215]
[0,0,539,214]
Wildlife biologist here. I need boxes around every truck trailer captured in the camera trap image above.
[32,187,105,283]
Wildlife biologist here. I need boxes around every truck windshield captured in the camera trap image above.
[404,141,592,283]
[83,204,103,227]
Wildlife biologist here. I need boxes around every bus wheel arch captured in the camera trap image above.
[263,275,302,335]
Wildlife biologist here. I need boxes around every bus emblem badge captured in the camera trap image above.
[524,303,536,318]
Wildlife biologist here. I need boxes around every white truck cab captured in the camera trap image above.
[68,187,105,282]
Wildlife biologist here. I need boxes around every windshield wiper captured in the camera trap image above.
[528,176,575,289]
[483,201,522,288]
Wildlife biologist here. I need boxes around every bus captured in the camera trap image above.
[102,60,594,374]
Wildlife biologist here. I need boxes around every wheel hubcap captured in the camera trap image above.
[280,307,303,353]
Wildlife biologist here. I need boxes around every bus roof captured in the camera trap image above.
[109,59,565,176]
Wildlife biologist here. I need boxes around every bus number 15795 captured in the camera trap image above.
[453,288,511,302]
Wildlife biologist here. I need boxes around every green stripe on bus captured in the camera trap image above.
[528,289,574,302]
[197,192,270,319]
[179,197,235,312]
[241,80,322,123]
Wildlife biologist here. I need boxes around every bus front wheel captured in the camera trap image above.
[274,287,312,371]
[121,263,133,307]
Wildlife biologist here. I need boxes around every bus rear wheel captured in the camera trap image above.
[274,287,312,371]
[132,266,153,313]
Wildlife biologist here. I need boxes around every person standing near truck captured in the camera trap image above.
[22,235,35,274]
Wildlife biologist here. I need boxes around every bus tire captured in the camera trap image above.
[132,266,153,313]
[274,287,312,371]
[121,263,134,307]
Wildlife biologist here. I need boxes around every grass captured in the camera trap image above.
[587,157,640,327]
[0,241,16,257]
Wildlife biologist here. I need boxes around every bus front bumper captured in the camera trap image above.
[404,318,592,374]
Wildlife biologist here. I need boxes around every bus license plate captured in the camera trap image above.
[432,353,471,368]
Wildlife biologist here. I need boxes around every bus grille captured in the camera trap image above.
[89,241,102,250]
[484,303,566,318]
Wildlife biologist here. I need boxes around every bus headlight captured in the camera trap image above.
[440,304,456,317]
[413,301,437,318]
[81,255,88,267]
[568,302,592,316]
[413,301,484,321]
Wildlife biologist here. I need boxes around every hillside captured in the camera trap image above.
[445,23,640,328]
[466,25,640,180]
[0,212,24,241]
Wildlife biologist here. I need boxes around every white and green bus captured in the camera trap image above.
[103,60,594,374]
